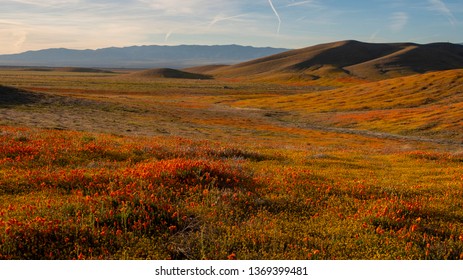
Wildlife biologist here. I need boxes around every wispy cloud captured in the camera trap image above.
[0,0,461,54]
[4,0,81,7]
[137,0,240,17]
[390,12,408,32]
[428,0,457,26]
[134,0,256,43]
[286,0,317,8]
[0,28,29,54]
[14,30,28,48]
[208,13,248,28]
[138,0,198,15]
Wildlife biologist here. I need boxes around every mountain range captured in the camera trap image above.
[1,41,462,82]
[0,45,289,69]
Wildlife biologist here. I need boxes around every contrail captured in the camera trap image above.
[429,0,457,26]
[369,29,380,42]
[268,0,281,34]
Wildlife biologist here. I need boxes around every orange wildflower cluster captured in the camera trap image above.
[1,126,463,259]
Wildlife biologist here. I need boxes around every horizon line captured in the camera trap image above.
[1,39,461,56]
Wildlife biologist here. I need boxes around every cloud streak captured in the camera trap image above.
[4,0,81,7]
[208,13,248,28]
[390,12,408,32]
[286,0,317,7]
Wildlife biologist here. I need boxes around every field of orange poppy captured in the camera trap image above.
[1,68,462,259]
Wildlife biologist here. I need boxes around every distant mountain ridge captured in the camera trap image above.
[0,45,290,68]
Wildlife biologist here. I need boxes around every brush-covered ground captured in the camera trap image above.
[0,68,463,260]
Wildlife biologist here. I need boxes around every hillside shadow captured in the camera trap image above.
[126,68,213,80]
[292,40,405,70]
[0,86,43,107]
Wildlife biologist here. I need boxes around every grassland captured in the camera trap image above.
[234,70,463,143]
[1,68,463,260]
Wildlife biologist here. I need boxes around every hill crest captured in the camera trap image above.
[204,40,463,82]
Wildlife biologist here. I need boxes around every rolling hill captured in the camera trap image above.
[201,40,463,83]
[234,69,463,141]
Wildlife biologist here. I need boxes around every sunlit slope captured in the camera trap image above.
[207,41,463,84]
[234,69,463,140]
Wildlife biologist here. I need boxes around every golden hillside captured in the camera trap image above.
[234,69,463,141]
[199,41,463,84]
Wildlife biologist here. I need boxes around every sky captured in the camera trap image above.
[0,0,462,54]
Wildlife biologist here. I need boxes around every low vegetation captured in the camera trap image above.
[1,67,463,260]
[1,125,463,260]
[234,69,463,142]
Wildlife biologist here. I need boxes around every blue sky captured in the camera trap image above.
[0,0,461,54]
